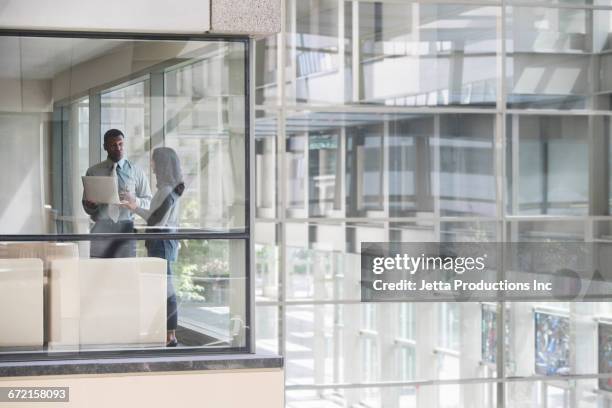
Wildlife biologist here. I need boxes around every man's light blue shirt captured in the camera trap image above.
[83,157,152,222]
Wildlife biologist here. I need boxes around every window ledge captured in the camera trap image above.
[0,353,283,377]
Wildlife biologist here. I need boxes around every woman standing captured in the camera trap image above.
[122,147,184,347]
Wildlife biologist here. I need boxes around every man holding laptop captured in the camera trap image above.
[82,129,152,258]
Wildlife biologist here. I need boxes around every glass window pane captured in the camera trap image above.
[256,304,280,355]
[101,80,150,179]
[285,222,349,301]
[283,302,499,391]
[286,383,499,408]
[438,114,496,217]
[288,0,348,104]
[255,221,280,302]
[505,302,608,379]
[164,42,246,231]
[0,238,247,354]
[255,36,279,106]
[506,220,585,241]
[506,7,612,110]
[48,98,90,235]
[506,115,589,215]
[255,109,278,219]
[283,112,496,219]
[0,36,247,236]
[359,3,498,108]
[508,0,612,6]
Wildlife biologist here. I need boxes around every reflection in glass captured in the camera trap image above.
[288,0,349,104]
[164,42,246,231]
[255,221,279,302]
[256,2,612,407]
[278,112,496,219]
[439,115,495,216]
[255,110,277,219]
[534,311,570,376]
[309,131,341,217]
[286,132,307,215]
[0,36,247,235]
[52,98,90,235]
[507,115,589,215]
[506,220,585,242]
[256,305,279,355]
[101,80,150,178]
[441,221,497,242]
[506,7,612,110]
[286,383,499,408]
[255,36,279,105]
[388,117,434,217]
[359,3,497,107]
[346,124,383,216]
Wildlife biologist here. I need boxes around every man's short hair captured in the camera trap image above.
[103,129,125,145]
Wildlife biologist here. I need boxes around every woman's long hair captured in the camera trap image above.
[152,147,185,196]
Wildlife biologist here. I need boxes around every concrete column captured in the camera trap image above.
[210,0,281,35]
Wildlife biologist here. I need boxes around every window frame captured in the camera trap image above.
[0,29,254,362]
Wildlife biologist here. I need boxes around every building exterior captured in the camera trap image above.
[1,1,612,407]
[253,1,612,407]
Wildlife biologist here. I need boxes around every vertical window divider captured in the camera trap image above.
[248,38,257,353]
[89,90,101,163]
[150,72,165,150]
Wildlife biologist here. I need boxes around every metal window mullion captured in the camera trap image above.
[284,371,612,391]
[511,115,519,217]
[248,39,257,354]
[89,91,101,164]
[257,103,501,114]
[277,0,289,362]
[4,232,250,242]
[338,0,346,104]
[498,3,507,407]
[352,0,360,103]
[507,1,612,11]
[382,119,390,217]
[433,114,441,239]
[150,72,165,150]
[256,214,612,224]
[289,0,297,104]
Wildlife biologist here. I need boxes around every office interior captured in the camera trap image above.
[0,36,249,353]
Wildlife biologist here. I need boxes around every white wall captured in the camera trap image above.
[0,79,52,112]
[0,0,210,33]
[0,368,284,408]
[0,112,47,234]
[0,0,282,35]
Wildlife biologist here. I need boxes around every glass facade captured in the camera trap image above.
[254,1,612,407]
